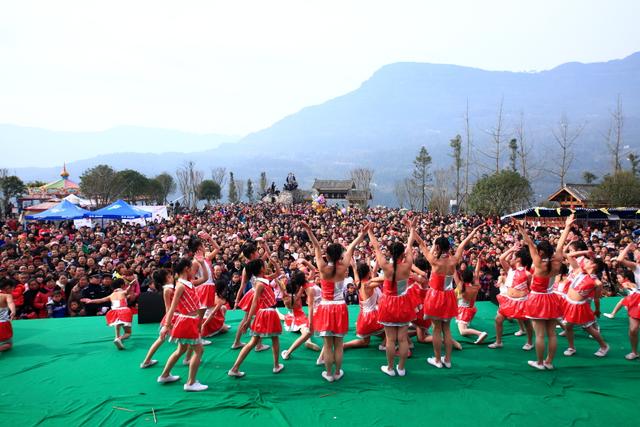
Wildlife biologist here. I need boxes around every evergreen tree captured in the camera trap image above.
[228,172,238,203]
[412,146,432,212]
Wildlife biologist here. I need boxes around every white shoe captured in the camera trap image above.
[184,381,208,392]
[113,338,124,350]
[440,356,452,369]
[182,358,191,366]
[140,359,158,369]
[281,350,290,360]
[527,360,545,370]
[522,343,534,351]
[427,357,443,368]
[201,339,212,346]
[594,345,610,357]
[514,330,524,336]
[474,332,488,344]
[603,313,614,319]
[543,362,554,370]
[230,342,245,349]
[227,370,245,378]
[273,363,285,374]
[378,344,387,351]
[625,352,639,360]
[563,348,576,357]
[396,365,406,377]
[255,344,270,352]
[316,356,325,366]
[559,330,566,337]
[321,371,334,382]
[381,365,396,376]
[333,369,344,381]
[488,342,503,349]
[157,374,180,383]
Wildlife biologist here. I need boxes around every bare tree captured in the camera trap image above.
[350,168,375,199]
[463,99,473,207]
[428,168,454,214]
[550,114,585,187]
[177,161,204,209]
[235,179,244,202]
[480,97,506,173]
[211,167,227,189]
[606,95,624,173]
[403,177,421,211]
[393,180,407,208]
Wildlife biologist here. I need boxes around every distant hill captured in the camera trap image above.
[10,52,640,206]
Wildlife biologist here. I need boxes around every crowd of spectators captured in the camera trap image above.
[0,203,635,320]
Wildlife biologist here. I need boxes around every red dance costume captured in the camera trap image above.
[356,287,383,337]
[563,273,598,327]
[168,279,202,344]
[496,267,529,319]
[196,257,216,309]
[378,278,416,327]
[160,284,176,328]
[456,289,477,324]
[314,279,349,337]
[237,277,256,312]
[409,281,432,330]
[202,303,229,337]
[304,282,322,315]
[249,278,282,337]
[284,294,309,332]
[0,307,12,346]
[622,267,640,320]
[423,272,457,321]
[105,295,133,327]
[526,275,562,320]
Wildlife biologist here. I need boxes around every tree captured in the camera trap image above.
[449,135,462,205]
[228,172,238,203]
[393,180,407,208]
[198,180,221,203]
[79,165,123,207]
[246,179,254,203]
[591,171,640,207]
[152,172,176,204]
[462,99,473,208]
[26,180,47,188]
[508,138,518,172]
[235,180,244,202]
[176,161,203,210]
[605,95,624,173]
[550,114,584,187]
[468,170,532,216]
[628,152,640,176]
[582,171,598,185]
[259,172,268,196]
[480,98,506,173]
[0,172,26,217]
[514,112,537,181]
[403,177,421,211]
[211,167,227,189]
[116,169,150,203]
[350,168,374,200]
[412,146,432,212]
[428,168,454,214]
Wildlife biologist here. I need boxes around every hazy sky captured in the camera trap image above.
[1,0,639,136]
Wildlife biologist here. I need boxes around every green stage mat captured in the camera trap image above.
[1,298,638,426]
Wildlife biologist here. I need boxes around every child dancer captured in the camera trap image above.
[455,256,488,344]
[201,279,231,338]
[81,278,133,350]
[0,279,16,352]
[228,259,284,377]
[140,268,174,368]
[280,270,321,359]
[157,258,207,392]
[603,269,638,319]
[344,261,385,350]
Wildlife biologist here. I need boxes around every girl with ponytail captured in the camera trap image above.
[344,258,385,349]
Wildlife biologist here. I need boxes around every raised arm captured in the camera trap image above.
[454,223,483,262]
[474,254,483,285]
[516,221,541,266]
[301,222,324,269]
[403,217,417,266]
[415,230,437,265]
[344,223,370,261]
[499,245,517,272]
[368,226,389,269]
[617,243,638,269]
[555,214,576,255]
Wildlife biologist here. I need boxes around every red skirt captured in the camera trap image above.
[563,300,596,327]
[423,289,458,320]
[314,301,349,337]
[356,308,383,338]
[456,306,477,324]
[202,306,227,337]
[237,289,255,312]
[197,283,216,308]
[497,294,528,320]
[0,321,12,344]
[251,308,282,337]
[378,293,416,326]
[623,293,640,320]
[284,307,309,332]
[106,307,133,327]
[169,314,201,344]
[525,292,562,320]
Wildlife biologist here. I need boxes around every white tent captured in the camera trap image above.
[64,194,95,207]
[121,205,169,225]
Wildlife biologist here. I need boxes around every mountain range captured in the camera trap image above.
[5,51,640,206]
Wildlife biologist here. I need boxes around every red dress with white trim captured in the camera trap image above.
[410,281,432,330]
[356,287,383,337]
[168,279,202,344]
[378,278,416,326]
[526,275,562,320]
[160,284,175,328]
[314,279,349,337]
[563,273,598,327]
[195,257,216,309]
[202,303,229,337]
[496,267,529,319]
[237,277,255,312]
[456,287,478,324]
[423,272,457,320]
[284,293,310,332]
[622,272,640,320]
[0,307,12,346]
[249,278,282,337]
[105,295,133,327]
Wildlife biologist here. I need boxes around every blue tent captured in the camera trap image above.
[85,199,152,220]
[25,199,91,221]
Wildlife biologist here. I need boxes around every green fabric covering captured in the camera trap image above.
[1,298,638,426]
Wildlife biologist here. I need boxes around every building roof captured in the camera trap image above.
[347,189,372,200]
[312,179,355,191]
[548,183,597,202]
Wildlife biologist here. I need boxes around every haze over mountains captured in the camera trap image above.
[5,52,640,206]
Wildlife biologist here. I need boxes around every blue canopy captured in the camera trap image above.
[85,199,152,220]
[25,199,91,221]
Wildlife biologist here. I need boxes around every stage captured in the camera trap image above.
[1,298,638,426]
